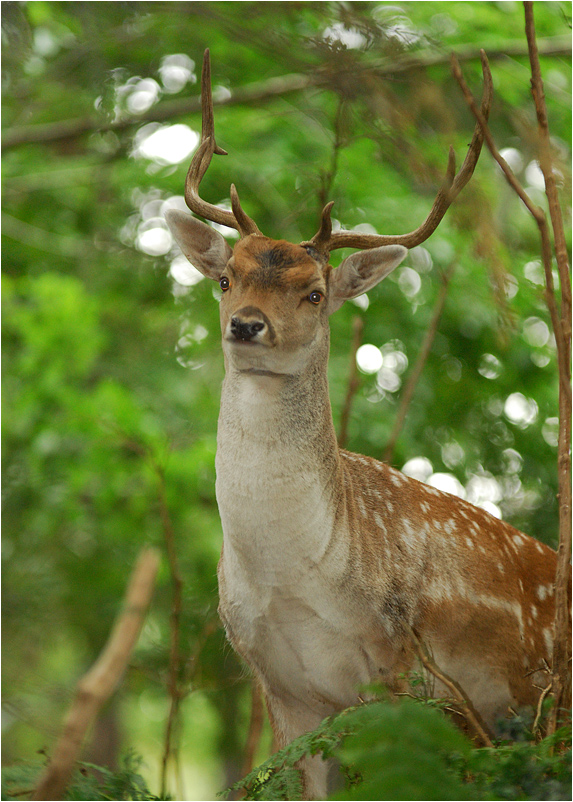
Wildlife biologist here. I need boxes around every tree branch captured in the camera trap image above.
[406,625,495,748]
[3,37,569,151]
[523,1,572,736]
[155,462,185,800]
[453,31,571,734]
[451,53,570,396]
[32,548,160,801]
[240,680,265,787]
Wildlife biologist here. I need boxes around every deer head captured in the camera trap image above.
[166,49,493,376]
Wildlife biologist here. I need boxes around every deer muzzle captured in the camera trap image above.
[228,306,274,344]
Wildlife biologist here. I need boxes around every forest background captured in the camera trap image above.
[2,2,571,800]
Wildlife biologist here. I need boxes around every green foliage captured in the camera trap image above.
[463,728,572,801]
[1,751,163,801]
[332,701,472,801]
[229,700,572,802]
[228,700,471,801]
[2,1,570,799]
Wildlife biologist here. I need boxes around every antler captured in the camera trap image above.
[303,51,493,257]
[184,49,261,237]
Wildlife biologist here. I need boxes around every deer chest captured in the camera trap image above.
[217,545,404,713]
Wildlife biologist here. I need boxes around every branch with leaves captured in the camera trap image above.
[2,36,569,151]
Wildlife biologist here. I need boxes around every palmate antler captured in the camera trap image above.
[186,49,493,254]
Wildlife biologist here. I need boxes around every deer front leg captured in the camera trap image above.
[264,691,330,801]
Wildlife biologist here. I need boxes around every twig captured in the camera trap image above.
[524,3,572,312]
[103,427,187,796]
[155,463,185,800]
[338,316,364,448]
[3,37,569,151]
[451,51,569,396]
[406,625,495,748]
[236,680,266,797]
[318,97,346,212]
[532,681,553,737]
[382,263,455,463]
[32,548,160,801]
[523,1,572,737]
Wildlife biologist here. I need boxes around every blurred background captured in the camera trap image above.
[2,2,571,799]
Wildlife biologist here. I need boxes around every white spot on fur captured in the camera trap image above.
[389,470,405,486]
[374,512,386,532]
[497,562,504,573]
[425,577,454,602]
[537,585,548,601]
[444,519,456,534]
[357,496,368,519]
[465,537,474,549]
[535,542,544,553]
[420,501,431,514]
[531,605,538,619]
[513,534,525,548]
[543,627,553,655]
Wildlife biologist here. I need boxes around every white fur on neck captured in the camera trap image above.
[216,371,341,584]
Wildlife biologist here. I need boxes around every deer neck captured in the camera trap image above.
[215,345,343,582]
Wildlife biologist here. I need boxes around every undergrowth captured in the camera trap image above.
[2,702,570,800]
[225,698,572,801]
[1,750,165,801]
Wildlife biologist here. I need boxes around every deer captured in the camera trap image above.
[165,50,569,800]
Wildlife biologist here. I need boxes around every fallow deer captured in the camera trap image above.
[166,51,568,800]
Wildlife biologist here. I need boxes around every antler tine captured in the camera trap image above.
[305,201,335,256]
[184,49,261,237]
[304,53,493,256]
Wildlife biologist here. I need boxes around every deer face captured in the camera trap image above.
[217,236,331,376]
[166,211,408,377]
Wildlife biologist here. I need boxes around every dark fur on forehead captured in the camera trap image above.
[234,236,324,288]
[256,244,299,273]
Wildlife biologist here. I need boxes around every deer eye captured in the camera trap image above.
[308,291,323,305]
[219,277,230,291]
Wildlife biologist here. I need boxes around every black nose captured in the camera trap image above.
[230,317,265,341]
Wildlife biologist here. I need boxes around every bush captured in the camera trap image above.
[228,699,572,801]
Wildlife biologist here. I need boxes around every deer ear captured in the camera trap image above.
[328,245,408,314]
[165,209,233,280]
